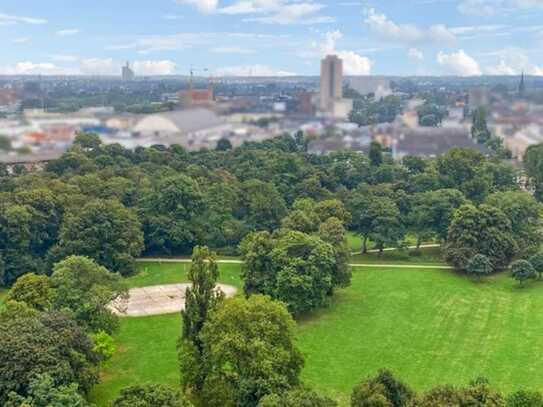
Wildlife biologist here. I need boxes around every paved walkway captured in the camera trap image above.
[136,258,452,269]
[109,283,237,317]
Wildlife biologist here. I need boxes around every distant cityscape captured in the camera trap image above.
[1,55,543,171]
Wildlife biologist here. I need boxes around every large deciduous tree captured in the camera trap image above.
[112,385,192,407]
[7,273,52,311]
[0,310,99,404]
[51,256,127,334]
[524,143,543,201]
[485,191,542,255]
[200,295,304,407]
[54,199,143,276]
[351,370,414,407]
[141,174,205,255]
[241,231,336,315]
[444,204,517,270]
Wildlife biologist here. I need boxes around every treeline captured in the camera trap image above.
[2,132,543,287]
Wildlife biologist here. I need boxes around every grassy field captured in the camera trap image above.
[90,260,543,406]
[350,247,444,265]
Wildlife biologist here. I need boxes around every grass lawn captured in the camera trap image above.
[346,232,437,255]
[350,246,444,265]
[90,261,543,406]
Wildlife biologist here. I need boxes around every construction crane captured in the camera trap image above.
[188,66,209,93]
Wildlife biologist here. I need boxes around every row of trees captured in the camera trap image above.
[351,370,543,407]
[2,129,535,286]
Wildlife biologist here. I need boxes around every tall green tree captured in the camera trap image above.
[524,144,543,201]
[352,370,414,407]
[510,260,536,287]
[467,254,494,281]
[200,295,304,407]
[51,256,127,334]
[0,310,99,404]
[486,191,542,255]
[54,199,143,276]
[7,273,52,311]
[179,247,224,398]
[113,385,192,407]
[444,204,517,270]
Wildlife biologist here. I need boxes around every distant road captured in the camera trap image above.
[136,257,452,269]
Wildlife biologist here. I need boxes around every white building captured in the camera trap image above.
[132,108,233,149]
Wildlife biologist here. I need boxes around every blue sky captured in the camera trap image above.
[2,0,543,76]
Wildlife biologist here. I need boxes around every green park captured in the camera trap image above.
[4,134,543,406]
[81,249,543,406]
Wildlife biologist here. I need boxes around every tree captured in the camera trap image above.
[467,254,494,281]
[0,311,99,404]
[408,189,466,244]
[179,246,224,398]
[369,141,384,167]
[258,387,336,407]
[7,273,52,311]
[351,382,391,407]
[348,193,404,254]
[510,260,536,287]
[216,138,233,151]
[506,390,543,407]
[112,385,192,407]
[486,191,542,255]
[241,179,287,232]
[437,148,490,202]
[351,370,414,407]
[242,231,336,314]
[319,217,352,289]
[200,295,304,407]
[471,107,491,144]
[51,256,127,333]
[4,374,89,407]
[91,330,116,363]
[524,144,543,201]
[444,204,517,270]
[529,252,543,280]
[55,199,143,276]
[141,174,205,255]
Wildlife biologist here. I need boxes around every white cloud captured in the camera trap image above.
[0,13,47,25]
[56,29,80,36]
[483,49,543,75]
[178,0,332,25]
[436,50,482,76]
[364,8,456,45]
[0,62,73,75]
[215,64,295,76]
[321,31,372,75]
[408,48,424,61]
[176,0,219,13]
[132,60,177,75]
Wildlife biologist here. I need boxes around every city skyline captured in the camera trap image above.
[2,0,543,77]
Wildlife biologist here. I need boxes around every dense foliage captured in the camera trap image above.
[199,295,304,407]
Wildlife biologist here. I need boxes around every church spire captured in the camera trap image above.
[519,71,526,98]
